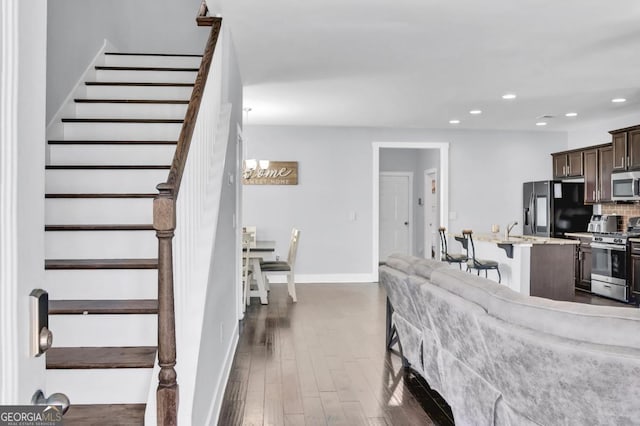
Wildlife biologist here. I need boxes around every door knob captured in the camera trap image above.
[404,221,409,225]
[32,389,70,414]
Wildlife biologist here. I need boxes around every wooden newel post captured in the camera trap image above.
[154,186,178,425]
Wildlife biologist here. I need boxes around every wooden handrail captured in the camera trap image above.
[157,16,221,197]
[153,13,221,426]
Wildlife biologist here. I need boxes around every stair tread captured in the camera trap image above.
[74,98,189,104]
[48,140,177,145]
[45,258,158,269]
[63,403,146,425]
[96,65,198,72]
[47,347,156,369]
[45,224,154,231]
[45,165,170,170]
[85,81,194,86]
[49,299,158,315]
[45,193,157,198]
[61,118,183,123]
[106,51,202,57]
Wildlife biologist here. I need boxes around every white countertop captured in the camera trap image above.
[564,232,593,239]
[457,233,579,246]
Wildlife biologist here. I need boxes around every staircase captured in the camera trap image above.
[45,52,201,424]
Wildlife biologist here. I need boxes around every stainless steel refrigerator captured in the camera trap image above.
[523,181,593,237]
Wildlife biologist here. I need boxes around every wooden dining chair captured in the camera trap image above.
[242,233,253,307]
[261,228,300,302]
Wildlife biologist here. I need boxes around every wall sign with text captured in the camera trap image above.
[242,161,298,185]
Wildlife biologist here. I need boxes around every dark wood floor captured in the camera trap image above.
[573,289,636,307]
[218,283,636,426]
[218,283,454,426]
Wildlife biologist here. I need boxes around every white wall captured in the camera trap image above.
[567,108,640,149]
[0,0,47,403]
[243,125,566,281]
[46,0,208,121]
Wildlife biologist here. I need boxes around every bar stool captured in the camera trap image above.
[438,227,468,269]
[462,230,501,283]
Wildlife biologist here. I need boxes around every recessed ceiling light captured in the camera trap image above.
[469,110,482,115]
[565,112,578,117]
[502,93,517,100]
[536,122,547,126]
[612,98,627,103]
[449,119,460,124]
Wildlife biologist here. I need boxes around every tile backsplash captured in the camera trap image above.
[601,203,640,229]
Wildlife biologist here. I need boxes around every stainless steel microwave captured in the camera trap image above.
[611,171,640,201]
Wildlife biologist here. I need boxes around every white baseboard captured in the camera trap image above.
[264,273,376,284]
[205,320,239,426]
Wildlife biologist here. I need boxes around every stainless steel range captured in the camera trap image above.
[591,217,640,302]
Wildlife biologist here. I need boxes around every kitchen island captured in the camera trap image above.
[452,233,578,301]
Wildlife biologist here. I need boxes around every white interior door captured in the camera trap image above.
[379,173,412,260]
[424,169,439,259]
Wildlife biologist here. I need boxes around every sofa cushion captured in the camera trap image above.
[429,267,503,312]
[478,314,640,426]
[440,352,501,426]
[488,285,640,350]
[413,258,449,279]
[379,266,412,318]
[418,281,495,381]
[384,257,416,275]
[392,313,424,375]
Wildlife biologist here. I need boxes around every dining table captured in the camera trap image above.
[243,240,276,305]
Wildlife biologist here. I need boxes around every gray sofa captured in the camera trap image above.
[380,253,640,426]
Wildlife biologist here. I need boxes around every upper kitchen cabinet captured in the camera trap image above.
[610,125,640,171]
[582,145,613,204]
[552,150,583,179]
[598,146,614,202]
[583,149,598,203]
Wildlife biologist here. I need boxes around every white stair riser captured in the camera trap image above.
[96,69,197,84]
[45,230,156,259]
[48,145,175,166]
[46,198,153,224]
[50,315,156,346]
[62,122,182,140]
[46,369,153,404]
[84,85,192,100]
[75,102,188,119]
[45,169,168,194]
[104,54,201,68]
[45,270,156,300]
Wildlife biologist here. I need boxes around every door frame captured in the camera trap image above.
[379,171,414,259]
[424,168,439,259]
[372,142,449,279]
[235,124,244,320]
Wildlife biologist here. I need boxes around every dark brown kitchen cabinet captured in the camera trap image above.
[583,149,598,203]
[578,144,612,204]
[552,151,583,179]
[598,146,613,202]
[576,237,592,292]
[631,242,640,299]
[568,235,592,292]
[610,126,640,171]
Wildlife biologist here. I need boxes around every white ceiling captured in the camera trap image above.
[216,0,640,131]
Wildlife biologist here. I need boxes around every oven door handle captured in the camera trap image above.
[590,242,627,251]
